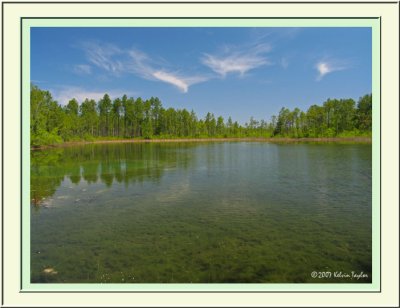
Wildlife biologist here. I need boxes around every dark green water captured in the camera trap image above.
[31,142,372,283]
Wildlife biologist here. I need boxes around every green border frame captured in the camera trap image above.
[22,18,381,292]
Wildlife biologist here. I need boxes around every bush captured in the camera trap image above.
[31,129,62,147]
[83,134,95,141]
[323,128,336,137]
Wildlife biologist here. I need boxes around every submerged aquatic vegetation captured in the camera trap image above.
[31,142,372,283]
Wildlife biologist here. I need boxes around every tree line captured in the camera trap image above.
[30,84,372,146]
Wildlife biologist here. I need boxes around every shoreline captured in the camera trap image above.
[32,136,372,150]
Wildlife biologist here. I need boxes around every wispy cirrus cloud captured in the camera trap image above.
[50,86,137,105]
[315,58,349,81]
[73,64,92,75]
[84,42,124,74]
[280,57,289,69]
[81,42,209,93]
[126,48,154,79]
[126,49,209,93]
[201,43,272,77]
[152,71,209,93]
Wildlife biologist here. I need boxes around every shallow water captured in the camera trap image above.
[31,142,372,283]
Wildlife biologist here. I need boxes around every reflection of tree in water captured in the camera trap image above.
[31,143,195,205]
[31,148,66,208]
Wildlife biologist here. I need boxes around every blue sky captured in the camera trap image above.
[31,27,371,124]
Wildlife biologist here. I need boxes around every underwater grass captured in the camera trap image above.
[31,142,372,283]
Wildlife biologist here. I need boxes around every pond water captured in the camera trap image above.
[30,142,372,283]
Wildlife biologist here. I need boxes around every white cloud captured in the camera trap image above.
[81,42,209,93]
[153,71,190,93]
[202,43,271,77]
[152,71,209,93]
[315,59,348,80]
[73,64,92,75]
[51,86,136,105]
[127,50,209,93]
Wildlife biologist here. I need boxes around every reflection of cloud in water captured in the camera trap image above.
[40,197,56,208]
[95,188,109,194]
[56,195,69,199]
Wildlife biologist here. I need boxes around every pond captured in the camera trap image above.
[30,141,372,283]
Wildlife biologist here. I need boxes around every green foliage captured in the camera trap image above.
[271,96,371,138]
[31,129,63,147]
[355,94,372,131]
[83,134,95,141]
[30,84,372,146]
